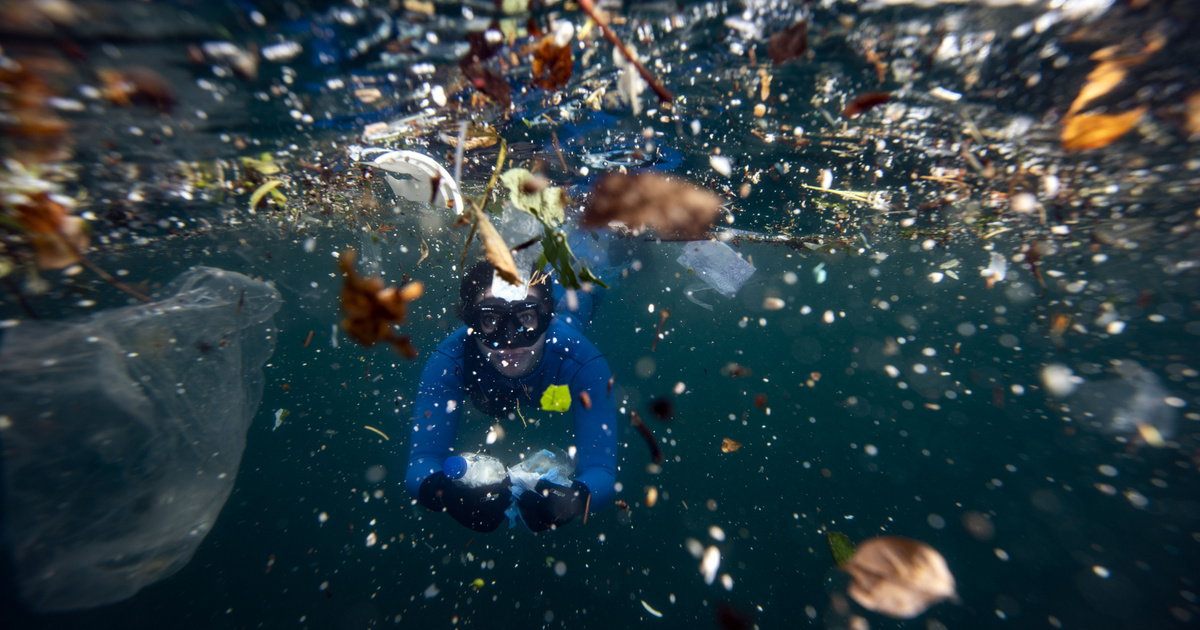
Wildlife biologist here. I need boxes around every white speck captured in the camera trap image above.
[674,382,686,395]
[424,583,440,598]
[813,262,827,284]
[1098,464,1118,477]
[994,548,1009,561]
[700,546,720,585]
[709,155,732,177]
[721,574,734,591]
[318,512,328,524]
[929,86,962,101]
[929,271,945,283]
[431,85,446,107]
[708,525,726,541]
[823,310,835,324]
[864,444,878,456]
[819,169,833,189]
[1093,565,1110,578]
[554,560,567,577]
[982,252,1008,282]
[366,532,377,547]
[1106,320,1125,334]
[1041,364,1079,398]
[641,600,664,618]
[885,365,900,378]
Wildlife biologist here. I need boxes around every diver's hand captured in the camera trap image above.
[418,472,512,532]
[517,480,590,532]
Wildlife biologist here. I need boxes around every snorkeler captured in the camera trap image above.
[404,260,618,533]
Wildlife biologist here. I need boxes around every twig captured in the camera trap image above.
[62,232,152,302]
[578,0,673,104]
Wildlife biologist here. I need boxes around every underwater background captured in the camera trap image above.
[2,1,1199,629]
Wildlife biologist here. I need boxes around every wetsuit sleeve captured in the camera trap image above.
[569,355,618,509]
[405,348,465,498]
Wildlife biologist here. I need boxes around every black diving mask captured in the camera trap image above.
[467,298,552,349]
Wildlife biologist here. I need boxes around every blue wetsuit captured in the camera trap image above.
[404,315,618,510]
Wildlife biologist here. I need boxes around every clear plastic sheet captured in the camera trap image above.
[0,267,281,612]
[676,240,756,298]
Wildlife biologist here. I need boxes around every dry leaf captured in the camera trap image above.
[843,92,891,118]
[1062,106,1146,150]
[532,35,573,91]
[720,438,742,453]
[768,21,808,66]
[580,173,721,239]
[1066,60,1127,117]
[12,192,89,269]
[470,203,519,285]
[339,249,424,358]
[461,61,511,108]
[96,67,176,112]
[843,536,958,619]
[1185,91,1200,139]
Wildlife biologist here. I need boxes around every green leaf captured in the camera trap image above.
[825,531,856,567]
[499,168,565,226]
[540,384,571,412]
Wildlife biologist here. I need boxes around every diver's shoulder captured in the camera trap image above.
[431,326,471,360]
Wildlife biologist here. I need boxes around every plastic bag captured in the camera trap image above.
[505,449,576,530]
[443,452,508,488]
[676,240,756,298]
[0,267,282,612]
[507,449,575,498]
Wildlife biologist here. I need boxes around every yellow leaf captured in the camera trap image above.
[1062,107,1146,151]
[249,179,284,210]
[1066,61,1127,117]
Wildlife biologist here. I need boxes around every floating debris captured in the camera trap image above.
[541,384,571,412]
[720,438,742,453]
[581,173,722,239]
[363,425,389,441]
[338,249,424,358]
[631,411,664,463]
[842,536,959,619]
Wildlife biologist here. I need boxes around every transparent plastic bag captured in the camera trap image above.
[507,449,575,497]
[0,267,282,612]
[443,452,508,488]
[676,240,756,298]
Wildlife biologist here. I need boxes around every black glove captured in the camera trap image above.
[517,480,590,532]
[418,472,512,532]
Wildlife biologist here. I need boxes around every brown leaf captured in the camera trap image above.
[31,216,87,269]
[580,173,722,239]
[470,203,519,285]
[842,536,958,619]
[97,67,176,112]
[531,36,573,91]
[339,249,424,358]
[720,438,742,453]
[1185,91,1200,139]
[1062,106,1146,150]
[464,29,501,63]
[1066,60,1127,117]
[842,92,891,118]
[768,21,808,66]
[461,61,511,108]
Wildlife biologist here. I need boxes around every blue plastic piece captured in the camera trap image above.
[443,456,468,480]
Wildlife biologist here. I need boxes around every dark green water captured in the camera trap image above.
[2,1,1199,629]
